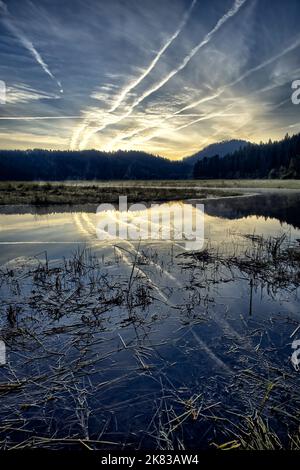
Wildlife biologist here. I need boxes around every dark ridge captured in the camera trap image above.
[194,133,300,179]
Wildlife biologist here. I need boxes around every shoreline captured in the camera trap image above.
[0,181,240,206]
[0,192,259,215]
[1,179,300,207]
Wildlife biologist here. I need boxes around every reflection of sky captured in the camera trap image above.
[96,201,204,248]
[0,0,300,158]
[1,200,300,264]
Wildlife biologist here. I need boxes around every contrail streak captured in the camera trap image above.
[78,0,247,149]
[192,331,232,374]
[177,36,300,115]
[0,0,63,93]
[112,107,237,149]
[109,0,197,113]
[111,35,300,150]
[174,110,238,131]
[0,116,82,120]
[71,0,197,149]
[128,0,247,111]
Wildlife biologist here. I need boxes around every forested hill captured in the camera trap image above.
[0,149,189,181]
[183,139,249,165]
[193,133,300,179]
[2,133,300,181]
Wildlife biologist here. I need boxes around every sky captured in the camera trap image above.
[0,0,299,160]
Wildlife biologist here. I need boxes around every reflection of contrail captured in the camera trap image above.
[0,0,63,93]
[95,209,184,287]
[114,246,173,306]
[109,0,197,113]
[79,0,247,149]
[192,331,232,374]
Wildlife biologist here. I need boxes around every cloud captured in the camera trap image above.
[108,0,197,114]
[1,0,300,158]
[0,116,82,120]
[76,0,248,150]
[70,0,198,149]
[4,83,60,104]
[111,34,300,151]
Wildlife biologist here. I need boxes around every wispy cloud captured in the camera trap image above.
[76,0,247,150]
[111,35,300,151]
[1,0,300,158]
[5,83,60,104]
[70,0,197,149]
[109,0,197,114]
[0,116,82,120]
[177,36,300,116]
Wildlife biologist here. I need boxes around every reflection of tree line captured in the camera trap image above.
[203,193,300,230]
[1,193,300,230]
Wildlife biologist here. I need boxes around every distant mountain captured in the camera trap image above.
[183,139,250,166]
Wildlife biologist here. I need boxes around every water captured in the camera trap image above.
[0,191,300,449]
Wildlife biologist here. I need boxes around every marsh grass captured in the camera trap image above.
[180,233,300,293]
[0,181,240,205]
[214,415,300,450]
[0,233,300,449]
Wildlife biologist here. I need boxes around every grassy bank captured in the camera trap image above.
[0,181,240,205]
[104,179,300,189]
[192,179,300,189]
[1,179,300,205]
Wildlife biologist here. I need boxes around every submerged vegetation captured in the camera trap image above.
[0,232,300,449]
[182,232,300,292]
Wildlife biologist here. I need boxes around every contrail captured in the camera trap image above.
[176,36,300,115]
[71,0,197,149]
[112,107,237,149]
[175,110,238,131]
[109,0,197,113]
[0,116,82,120]
[78,0,247,149]
[0,0,63,93]
[111,35,300,150]
[127,0,247,112]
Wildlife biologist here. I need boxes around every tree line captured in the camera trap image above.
[1,132,300,181]
[0,149,189,180]
[193,133,300,179]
